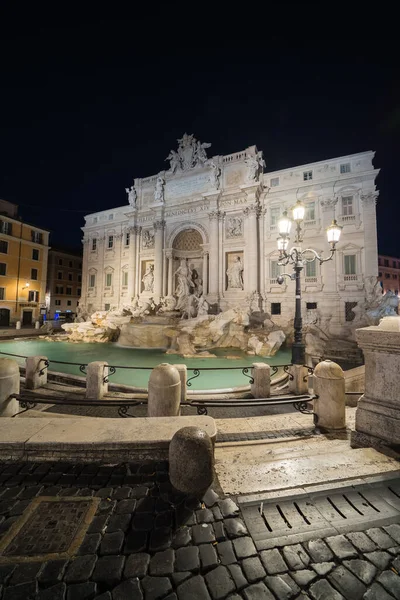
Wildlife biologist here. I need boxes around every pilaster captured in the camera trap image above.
[153,220,165,302]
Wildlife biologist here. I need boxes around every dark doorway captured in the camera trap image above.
[22,310,33,326]
[0,308,10,326]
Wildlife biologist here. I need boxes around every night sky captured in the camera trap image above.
[0,18,399,256]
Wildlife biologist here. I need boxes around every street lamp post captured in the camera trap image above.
[276,200,342,365]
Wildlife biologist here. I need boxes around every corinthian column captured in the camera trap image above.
[153,220,165,302]
[202,251,209,295]
[128,226,139,300]
[208,211,219,301]
[243,204,260,294]
[361,192,379,278]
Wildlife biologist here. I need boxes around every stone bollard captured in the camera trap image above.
[169,426,214,497]
[313,360,345,431]
[288,364,308,395]
[35,321,40,330]
[174,364,187,405]
[15,321,21,330]
[148,363,181,417]
[25,355,48,390]
[86,361,108,399]
[251,363,271,398]
[0,358,20,417]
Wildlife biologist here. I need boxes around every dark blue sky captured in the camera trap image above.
[0,17,398,255]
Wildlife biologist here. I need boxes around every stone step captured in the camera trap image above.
[215,440,400,496]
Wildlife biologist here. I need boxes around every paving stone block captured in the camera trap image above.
[392,555,400,571]
[38,559,68,584]
[149,549,175,576]
[227,564,248,590]
[123,531,147,554]
[129,486,149,499]
[106,513,131,533]
[365,527,397,549]
[260,548,288,574]
[213,521,226,542]
[149,527,172,551]
[176,546,200,572]
[241,557,266,582]
[172,527,192,548]
[0,565,15,584]
[155,512,173,529]
[96,499,116,516]
[95,487,113,498]
[36,582,66,600]
[64,555,97,584]
[66,581,97,600]
[91,555,125,586]
[9,562,44,585]
[325,535,357,559]
[116,499,137,514]
[224,518,248,539]
[142,575,172,600]
[364,582,397,600]
[192,524,216,545]
[242,582,275,599]
[132,513,154,531]
[124,553,150,578]
[87,514,110,534]
[377,570,400,598]
[328,565,366,600]
[175,504,196,527]
[205,566,235,600]
[388,546,400,556]
[136,497,156,514]
[311,562,335,576]
[113,487,132,500]
[196,508,214,523]
[217,541,237,565]
[346,531,377,553]
[3,581,39,600]
[306,539,333,562]
[199,544,219,571]
[291,569,317,586]
[264,575,297,600]
[343,559,377,585]
[210,508,222,522]
[218,498,239,518]
[19,485,44,499]
[99,531,124,555]
[364,550,392,570]
[172,571,191,586]
[227,595,243,600]
[282,544,310,569]
[94,593,111,600]
[113,578,143,600]
[202,488,219,507]
[233,536,257,559]
[383,523,400,544]
[78,533,102,555]
[309,579,344,600]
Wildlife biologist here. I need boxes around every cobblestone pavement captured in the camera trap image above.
[1,461,400,599]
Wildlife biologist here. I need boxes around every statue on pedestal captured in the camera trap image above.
[226,256,244,290]
[154,176,165,204]
[245,151,265,182]
[174,259,195,311]
[125,185,137,208]
[142,264,154,292]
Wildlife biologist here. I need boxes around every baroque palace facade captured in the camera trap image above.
[80,134,379,334]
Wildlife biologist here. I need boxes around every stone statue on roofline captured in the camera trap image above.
[165,133,212,172]
[125,185,137,208]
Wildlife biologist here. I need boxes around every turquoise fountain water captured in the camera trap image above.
[0,339,291,390]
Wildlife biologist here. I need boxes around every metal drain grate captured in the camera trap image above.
[0,496,100,563]
[240,479,400,550]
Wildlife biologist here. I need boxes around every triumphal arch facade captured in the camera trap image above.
[80,133,379,333]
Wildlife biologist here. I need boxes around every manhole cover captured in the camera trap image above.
[239,479,400,550]
[0,496,99,562]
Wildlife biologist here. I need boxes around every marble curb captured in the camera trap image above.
[0,415,216,463]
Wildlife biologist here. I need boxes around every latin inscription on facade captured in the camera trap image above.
[165,172,211,200]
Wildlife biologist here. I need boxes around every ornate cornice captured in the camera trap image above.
[320,197,338,212]
[361,192,379,206]
[243,203,261,218]
[153,220,166,231]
